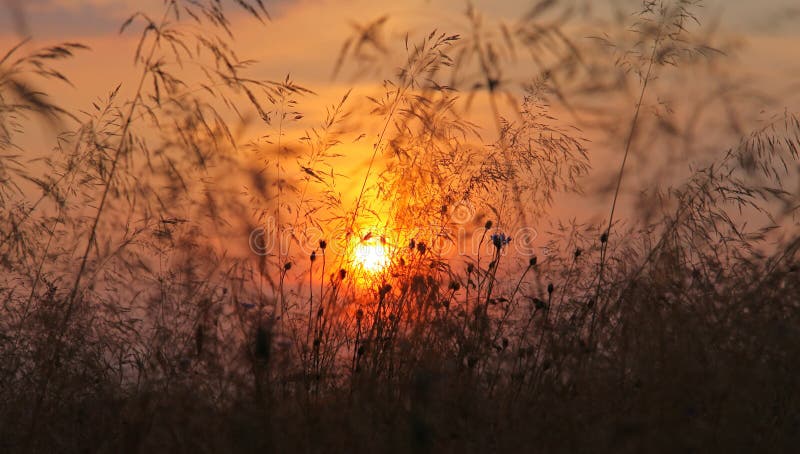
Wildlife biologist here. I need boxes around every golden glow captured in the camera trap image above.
[353,240,390,274]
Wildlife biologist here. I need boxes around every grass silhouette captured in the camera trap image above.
[1,0,798,452]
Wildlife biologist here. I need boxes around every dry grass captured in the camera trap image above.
[1,0,799,452]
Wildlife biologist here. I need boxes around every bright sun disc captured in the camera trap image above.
[353,241,390,273]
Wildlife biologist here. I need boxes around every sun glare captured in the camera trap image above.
[353,240,390,274]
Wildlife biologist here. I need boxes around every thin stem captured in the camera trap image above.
[23,9,169,447]
[591,27,663,344]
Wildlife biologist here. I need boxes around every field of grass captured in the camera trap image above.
[1,0,798,452]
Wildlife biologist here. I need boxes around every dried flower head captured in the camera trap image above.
[491,232,511,249]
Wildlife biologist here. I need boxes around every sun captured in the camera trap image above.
[353,239,390,274]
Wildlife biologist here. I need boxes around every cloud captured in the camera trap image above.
[0,0,300,39]
[1,0,131,37]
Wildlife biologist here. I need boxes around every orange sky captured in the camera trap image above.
[3,0,798,110]
[2,0,799,258]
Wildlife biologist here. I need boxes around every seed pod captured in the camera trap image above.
[547,283,554,294]
[484,220,493,230]
[319,239,327,250]
[310,251,317,262]
[492,234,502,250]
[529,256,538,267]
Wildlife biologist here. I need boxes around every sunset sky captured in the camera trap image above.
[3,0,797,104]
[2,0,799,232]
[3,0,800,38]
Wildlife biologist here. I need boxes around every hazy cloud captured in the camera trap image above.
[0,0,299,38]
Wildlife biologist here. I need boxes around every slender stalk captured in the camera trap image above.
[23,8,170,447]
[471,13,531,230]
[491,262,533,346]
[591,26,663,345]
